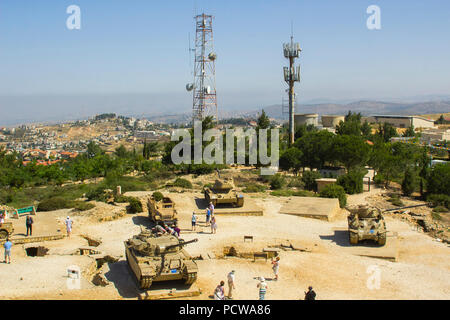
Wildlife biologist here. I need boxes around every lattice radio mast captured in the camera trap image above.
[186,13,218,124]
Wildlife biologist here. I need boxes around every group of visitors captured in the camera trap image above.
[191,202,217,234]
[211,257,316,300]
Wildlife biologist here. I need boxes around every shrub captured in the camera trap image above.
[269,174,285,190]
[152,191,164,202]
[432,206,448,213]
[86,187,110,202]
[173,178,193,189]
[270,189,316,197]
[72,201,95,211]
[287,177,305,189]
[388,196,404,206]
[426,163,450,196]
[401,168,418,196]
[242,184,267,193]
[301,171,321,191]
[37,197,71,211]
[126,197,143,213]
[114,195,131,203]
[337,169,365,194]
[427,194,450,209]
[373,173,385,186]
[319,184,347,208]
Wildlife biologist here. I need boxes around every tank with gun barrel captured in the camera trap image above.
[347,203,429,246]
[204,171,244,208]
[0,222,14,240]
[124,231,198,289]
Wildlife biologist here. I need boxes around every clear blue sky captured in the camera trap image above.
[0,0,450,123]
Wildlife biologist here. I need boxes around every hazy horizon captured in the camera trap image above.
[1,1,450,126]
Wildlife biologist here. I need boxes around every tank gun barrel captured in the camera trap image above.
[166,238,198,250]
[383,203,429,212]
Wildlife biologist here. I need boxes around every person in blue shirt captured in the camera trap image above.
[191,212,197,231]
[4,238,12,264]
[206,208,211,226]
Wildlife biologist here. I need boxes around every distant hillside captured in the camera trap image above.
[243,100,450,120]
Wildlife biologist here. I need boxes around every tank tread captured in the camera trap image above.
[184,272,197,285]
[140,276,153,289]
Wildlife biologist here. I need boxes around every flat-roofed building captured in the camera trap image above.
[364,115,435,129]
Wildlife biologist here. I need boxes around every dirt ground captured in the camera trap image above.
[1,187,449,300]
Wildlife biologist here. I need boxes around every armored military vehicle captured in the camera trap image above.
[347,205,387,246]
[0,222,14,239]
[147,195,178,227]
[204,177,244,208]
[124,231,198,289]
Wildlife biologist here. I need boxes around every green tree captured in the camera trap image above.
[426,163,450,196]
[295,130,334,169]
[294,124,317,140]
[402,167,418,196]
[403,125,416,137]
[301,170,322,191]
[331,135,371,171]
[86,142,104,159]
[376,122,398,143]
[335,111,363,136]
[115,145,129,158]
[279,148,303,175]
[257,109,270,130]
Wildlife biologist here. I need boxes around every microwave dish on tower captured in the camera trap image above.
[187,13,218,124]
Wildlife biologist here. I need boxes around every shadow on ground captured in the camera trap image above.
[132,215,155,229]
[104,260,140,299]
[104,260,195,299]
[195,198,238,210]
[320,230,384,248]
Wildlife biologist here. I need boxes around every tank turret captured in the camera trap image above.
[124,232,198,289]
[204,174,244,207]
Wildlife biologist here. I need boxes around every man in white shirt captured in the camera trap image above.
[65,216,73,237]
[227,270,236,299]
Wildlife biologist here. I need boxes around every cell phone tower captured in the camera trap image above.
[186,13,218,125]
[283,33,301,145]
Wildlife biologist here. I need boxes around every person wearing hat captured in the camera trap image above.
[65,216,73,237]
[304,286,316,300]
[227,270,236,299]
[257,277,268,300]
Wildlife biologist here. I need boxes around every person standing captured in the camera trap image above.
[304,286,316,300]
[209,202,215,215]
[0,212,5,226]
[272,256,280,281]
[26,215,34,237]
[191,212,197,231]
[227,270,236,299]
[257,277,268,300]
[214,281,225,300]
[210,215,217,234]
[65,216,73,237]
[205,208,211,226]
[3,237,12,264]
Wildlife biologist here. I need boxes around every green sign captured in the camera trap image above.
[17,206,34,214]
